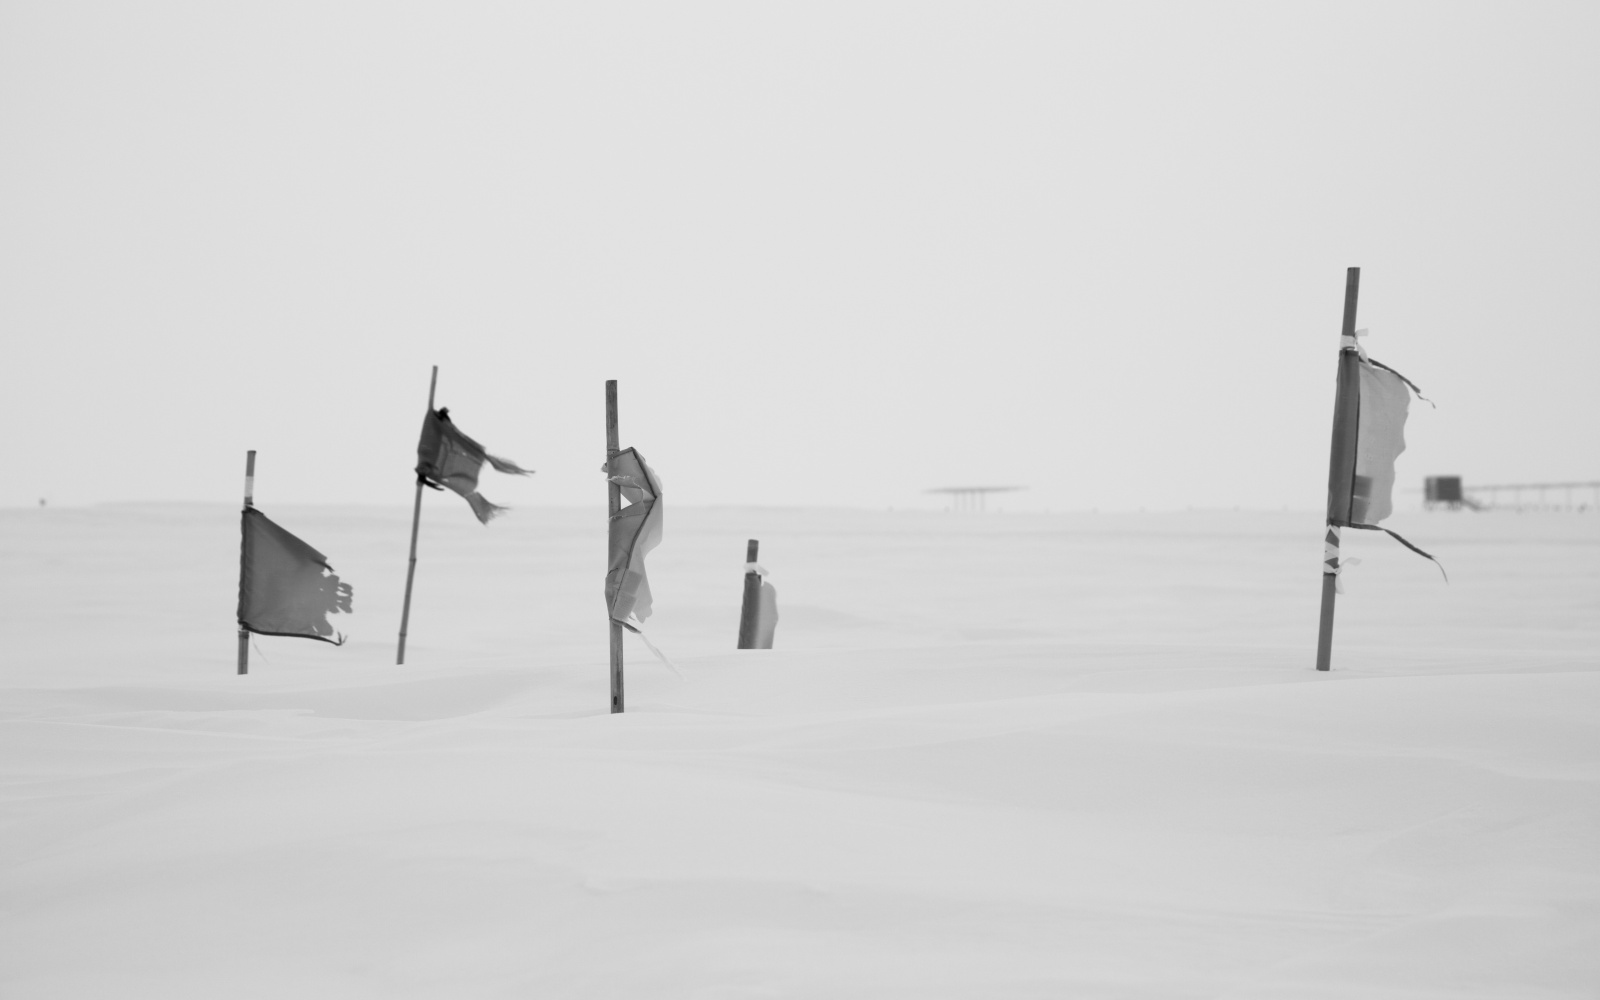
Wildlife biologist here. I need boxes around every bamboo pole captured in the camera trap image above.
[737,539,761,648]
[606,380,623,713]
[1315,268,1362,671]
[396,365,439,665]
[238,449,256,675]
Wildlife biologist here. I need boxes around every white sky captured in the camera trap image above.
[2,1,1596,511]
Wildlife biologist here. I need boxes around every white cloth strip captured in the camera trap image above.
[744,562,768,576]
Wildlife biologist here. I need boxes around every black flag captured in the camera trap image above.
[238,508,353,644]
[415,407,533,524]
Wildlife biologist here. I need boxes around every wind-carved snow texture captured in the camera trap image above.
[1,503,1596,997]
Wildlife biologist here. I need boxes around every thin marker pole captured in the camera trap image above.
[737,539,761,649]
[238,449,256,675]
[396,365,439,665]
[606,380,623,713]
[1316,268,1361,671]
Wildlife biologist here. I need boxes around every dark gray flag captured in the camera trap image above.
[415,407,533,524]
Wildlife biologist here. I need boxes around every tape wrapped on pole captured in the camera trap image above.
[1321,526,1364,595]
[1339,327,1370,362]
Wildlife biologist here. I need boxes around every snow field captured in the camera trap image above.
[1,504,1596,997]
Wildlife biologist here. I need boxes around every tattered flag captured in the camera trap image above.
[416,407,533,524]
[606,447,663,625]
[238,508,353,644]
[604,446,678,675]
[1348,361,1411,526]
[1328,346,1445,577]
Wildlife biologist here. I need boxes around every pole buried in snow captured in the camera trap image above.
[1316,268,1362,671]
[737,539,762,649]
[396,365,439,665]
[238,449,256,675]
[606,380,624,713]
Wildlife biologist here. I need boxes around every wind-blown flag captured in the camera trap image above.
[416,407,533,524]
[605,447,677,673]
[1349,361,1410,525]
[238,508,353,644]
[1324,333,1443,584]
[606,447,662,625]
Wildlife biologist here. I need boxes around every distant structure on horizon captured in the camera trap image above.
[1424,476,1468,510]
[1425,476,1597,512]
[925,486,1026,513]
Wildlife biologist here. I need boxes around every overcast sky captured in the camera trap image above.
[3,1,1595,512]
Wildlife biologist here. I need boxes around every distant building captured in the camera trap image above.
[1424,476,1463,509]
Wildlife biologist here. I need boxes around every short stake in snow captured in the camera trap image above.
[397,365,533,665]
[736,539,778,649]
[1314,267,1445,671]
[236,451,354,673]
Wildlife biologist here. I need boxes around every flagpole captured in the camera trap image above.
[1315,268,1362,671]
[737,539,761,649]
[606,379,624,713]
[397,365,439,665]
[238,449,256,675]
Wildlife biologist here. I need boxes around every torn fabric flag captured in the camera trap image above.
[416,407,533,524]
[605,447,663,625]
[1348,361,1411,526]
[1326,347,1444,577]
[238,508,353,644]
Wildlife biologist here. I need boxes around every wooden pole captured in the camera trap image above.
[1316,268,1362,671]
[238,449,256,675]
[396,365,439,665]
[737,539,762,648]
[606,380,624,713]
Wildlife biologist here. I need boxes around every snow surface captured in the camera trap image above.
[2,503,1597,998]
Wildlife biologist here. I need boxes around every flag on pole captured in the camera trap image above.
[1349,361,1410,525]
[605,447,662,624]
[415,407,533,524]
[605,447,678,674]
[1327,333,1443,576]
[238,508,353,644]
